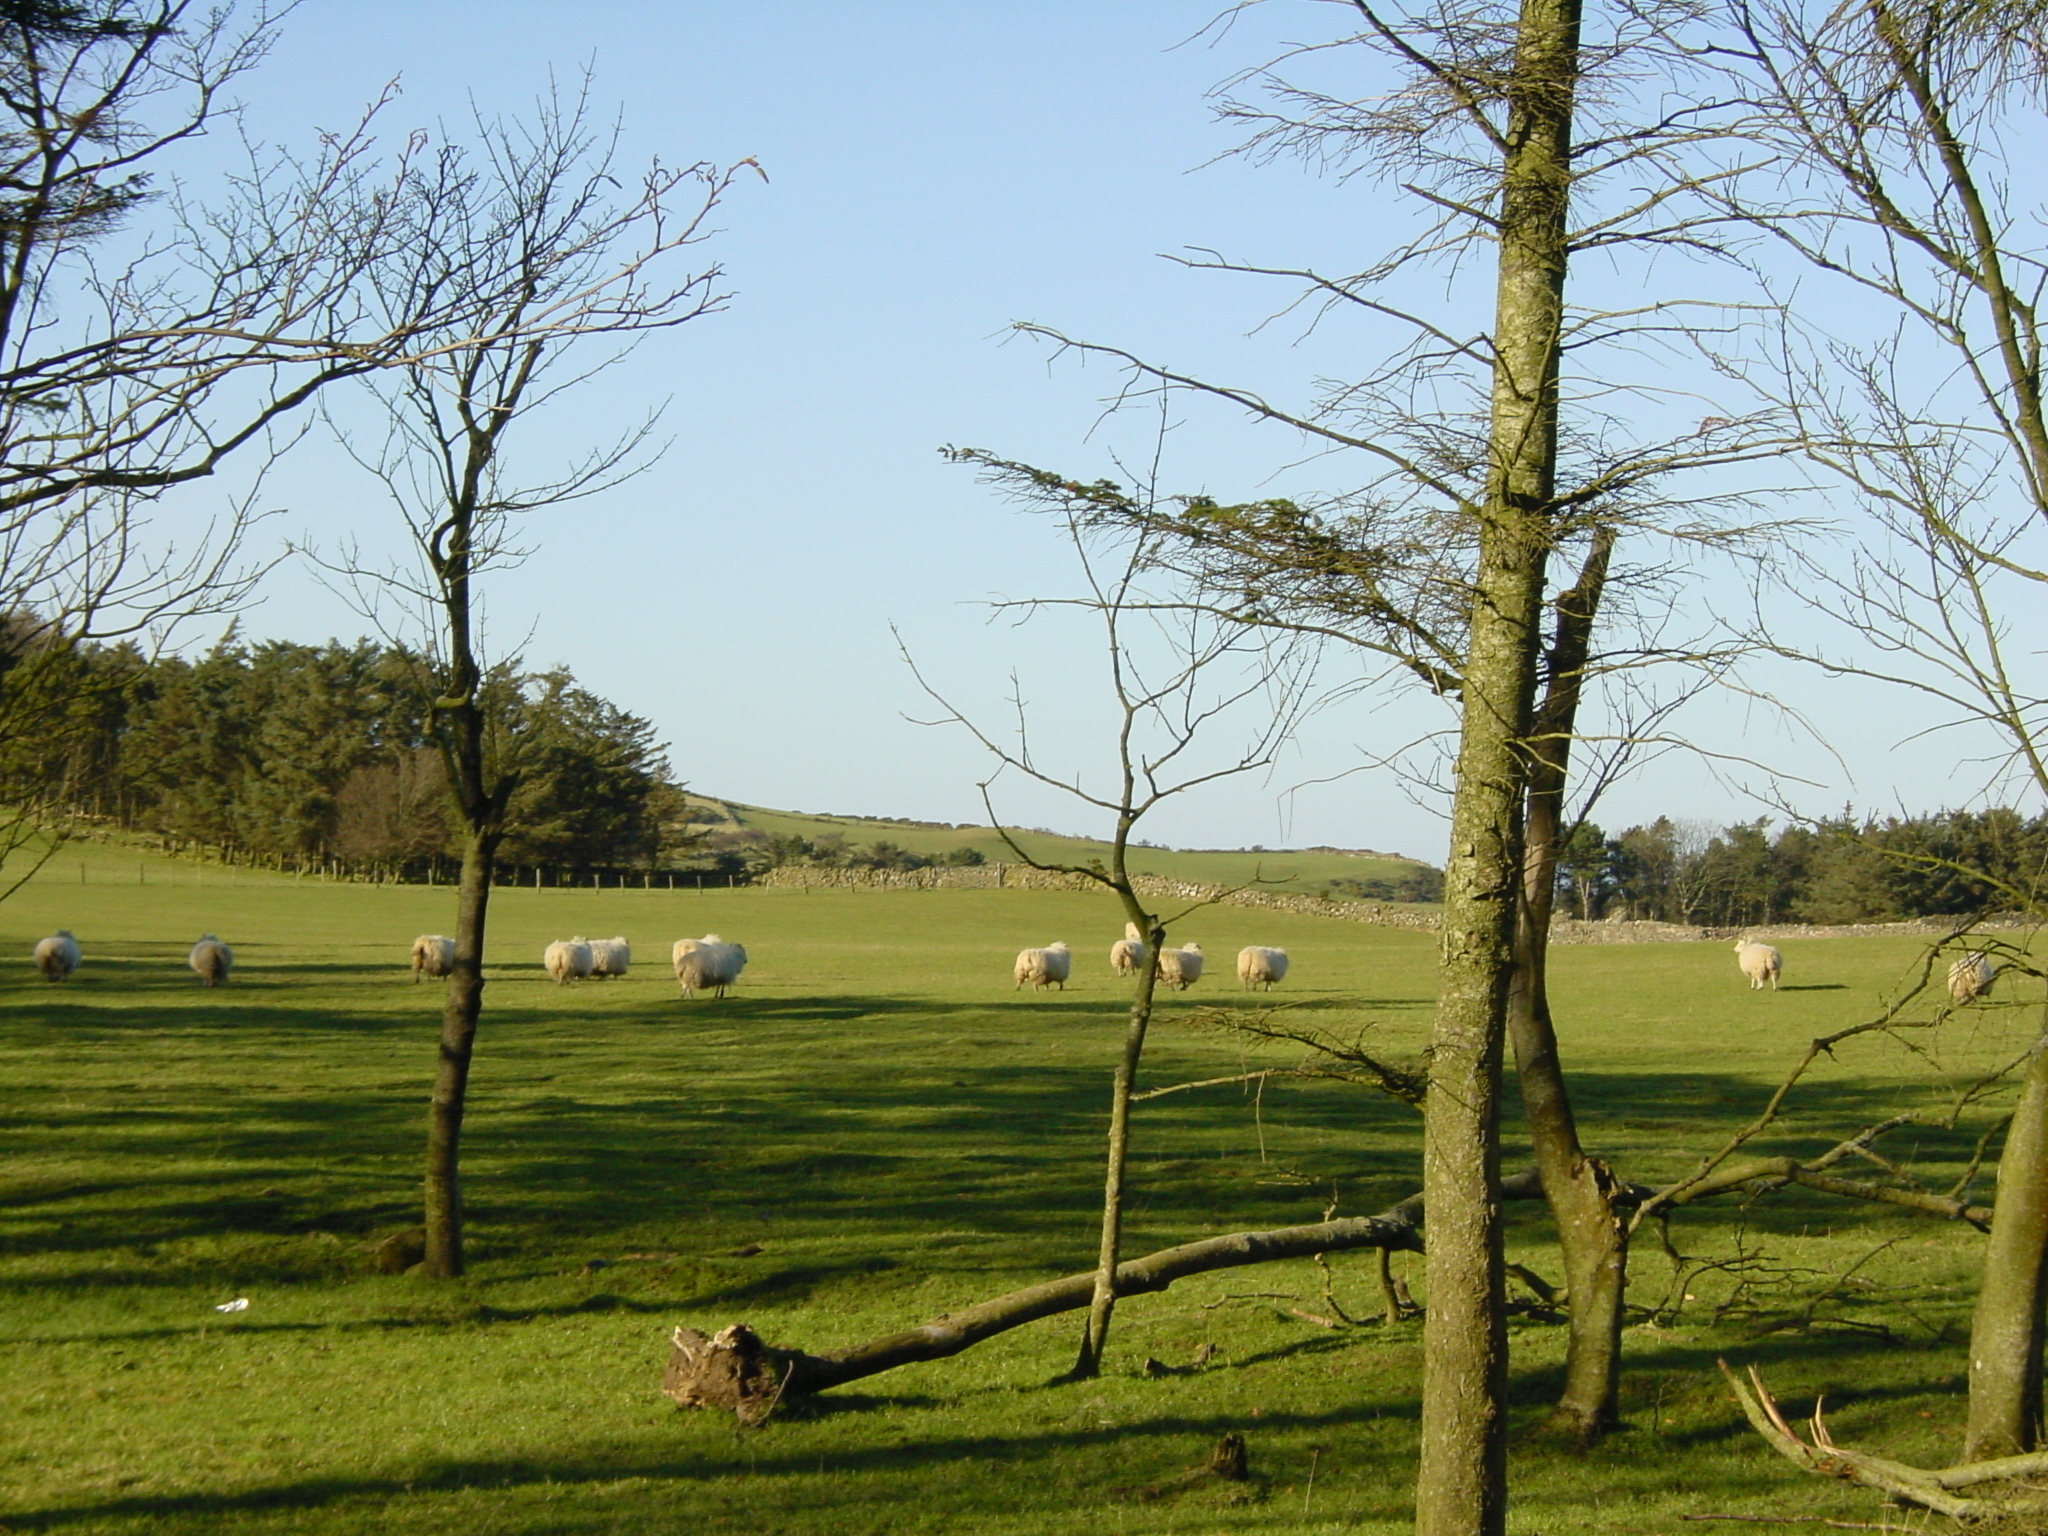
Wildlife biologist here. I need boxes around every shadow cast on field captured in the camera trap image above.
[0,1389,1422,1531]
[1590,1333,1967,1453]
[3,1053,1994,1291]
[0,997,426,1034]
[13,1287,712,1346]
[1,945,2003,1306]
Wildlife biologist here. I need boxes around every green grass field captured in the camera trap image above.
[693,797,1435,895]
[0,842,2029,1534]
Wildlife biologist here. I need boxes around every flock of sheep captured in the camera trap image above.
[1732,936,2001,1005]
[20,925,2005,1008]
[410,932,752,998]
[31,929,234,986]
[1013,924,1291,993]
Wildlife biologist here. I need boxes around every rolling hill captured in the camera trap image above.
[678,794,1440,900]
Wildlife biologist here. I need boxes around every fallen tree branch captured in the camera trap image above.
[1678,1516,1909,1529]
[1132,1070,1281,1102]
[1718,1360,2048,1519]
[664,1171,1549,1419]
[1670,1157,1993,1230]
[666,1148,2012,1424]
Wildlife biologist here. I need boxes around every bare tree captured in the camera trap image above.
[0,2,586,884]
[326,87,754,1279]
[907,448,1315,1377]
[1704,0,2048,1462]
[1005,0,1807,1478]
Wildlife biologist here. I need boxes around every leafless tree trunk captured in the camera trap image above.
[424,827,500,1271]
[1507,526,1629,1443]
[1417,0,1580,1522]
[912,459,1312,1374]
[328,91,751,1278]
[953,0,1808,1500]
[1074,903,1166,1379]
[1710,0,2048,1454]
[1966,1019,2048,1459]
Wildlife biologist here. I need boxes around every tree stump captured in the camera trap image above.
[662,1324,795,1426]
[372,1229,426,1274]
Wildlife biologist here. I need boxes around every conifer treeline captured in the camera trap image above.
[1560,811,2048,926]
[20,635,2040,912]
[19,635,686,878]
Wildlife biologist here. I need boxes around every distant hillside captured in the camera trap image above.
[679,795,1441,901]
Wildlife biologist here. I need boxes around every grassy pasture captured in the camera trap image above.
[693,797,1436,895]
[0,848,2031,1534]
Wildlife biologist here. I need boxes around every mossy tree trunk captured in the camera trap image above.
[1417,0,1580,1526]
[1508,528,1628,1443]
[1965,1018,2048,1459]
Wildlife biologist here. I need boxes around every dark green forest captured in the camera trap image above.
[1557,811,2048,926]
[11,633,682,880]
[9,634,2039,914]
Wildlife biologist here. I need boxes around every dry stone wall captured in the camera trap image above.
[757,863,1435,930]
[757,863,2032,944]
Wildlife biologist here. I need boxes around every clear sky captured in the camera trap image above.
[135,0,2028,862]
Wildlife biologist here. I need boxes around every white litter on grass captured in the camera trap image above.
[215,1297,249,1313]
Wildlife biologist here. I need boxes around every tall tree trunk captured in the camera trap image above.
[1416,0,1579,1528]
[1509,530,1628,1443]
[419,520,510,1280]
[422,822,498,1278]
[1965,1018,2048,1459]
[1071,914,1164,1378]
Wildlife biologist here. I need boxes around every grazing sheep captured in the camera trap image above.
[544,938,595,985]
[1014,941,1073,991]
[1156,942,1205,991]
[411,934,455,982]
[189,935,233,988]
[673,934,747,998]
[588,936,631,978]
[1948,951,1998,1005]
[33,930,80,983]
[1734,938,1781,991]
[1237,945,1289,991]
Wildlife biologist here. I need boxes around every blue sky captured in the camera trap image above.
[138,0,2020,860]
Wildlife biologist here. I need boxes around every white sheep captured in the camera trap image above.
[33,930,80,983]
[545,938,595,985]
[1948,951,1998,1005]
[1734,938,1781,991]
[411,934,455,982]
[1156,942,1205,991]
[189,935,233,988]
[588,936,631,978]
[1237,945,1289,991]
[1014,941,1073,991]
[673,934,748,998]
[1110,922,1149,976]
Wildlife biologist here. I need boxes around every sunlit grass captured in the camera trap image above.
[0,849,2031,1533]
[704,797,1434,895]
